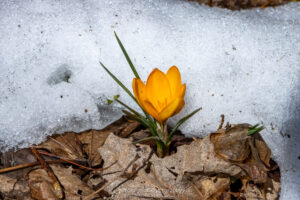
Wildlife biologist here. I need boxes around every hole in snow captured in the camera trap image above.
[47,64,73,85]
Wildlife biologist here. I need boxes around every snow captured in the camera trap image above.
[0,0,299,198]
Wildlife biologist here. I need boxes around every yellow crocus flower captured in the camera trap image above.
[133,66,186,124]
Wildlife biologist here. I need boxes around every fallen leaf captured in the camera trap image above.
[98,133,244,199]
[210,124,251,162]
[29,165,96,200]
[77,116,141,167]
[236,162,267,184]
[1,148,36,168]
[254,134,271,167]
[28,168,58,200]
[0,174,31,199]
[38,132,85,161]
[77,129,111,167]
[0,148,37,179]
[102,116,141,138]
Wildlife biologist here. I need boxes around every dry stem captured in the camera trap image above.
[30,147,64,199]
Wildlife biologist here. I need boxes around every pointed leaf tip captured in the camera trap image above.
[114,32,140,79]
[248,125,264,136]
[107,99,113,105]
[113,94,120,100]
[166,107,202,144]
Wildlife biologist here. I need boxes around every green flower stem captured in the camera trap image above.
[156,140,165,158]
[133,136,160,144]
[155,122,169,157]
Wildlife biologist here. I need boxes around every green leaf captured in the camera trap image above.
[115,99,143,118]
[100,62,137,102]
[250,124,259,130]
[133,136,160,144]
[114,31,140,79]
[166,107,202,145]
[247,124,264,136]
[100,61,155,126]
[122,110,158,137]
[107,94,120,105]
[113,94,120,100]
[114,32,156,127]
[122,110,149,127]
[107,99,113,105]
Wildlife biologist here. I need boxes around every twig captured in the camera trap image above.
[85,175,119,200]
[102,170,122,176]
[261,0,273,8]
[0,160,67,174]
[89,130,95,166]
[191,181,204,199]
[218,114,225,130]
[111,151,153,192]
[30,147,64,199]
[84,153,143,200]
[37,151,117,171]
[130,195,176,200]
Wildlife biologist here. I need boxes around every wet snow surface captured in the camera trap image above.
[0,0,299,199]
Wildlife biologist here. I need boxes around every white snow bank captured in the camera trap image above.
[0,0,299,199]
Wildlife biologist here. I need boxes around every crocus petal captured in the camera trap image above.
[166,66,182,97]
[146,68,171,111]
[132,78,147,109]
[173,99,185,116]
[158,97,182,123]
[178,83,186,99]
[143,100,159,121]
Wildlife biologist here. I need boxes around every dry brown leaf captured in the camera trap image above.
[0,174,31,199]
[102,116,141,138]
[0,117,279,200]
[242,178,280,200]
[28,167,58,200]
[77,129,111,167]
[38,132,85,161]
[77,116,141,167]
[1,148,36,168]
[236,162,268,184]
[192,175,230,200]
[29,164,96,200]
[96,129,278,199]
[254,134,271,167]
[0,148,37,180]
[210,123,274,187]
[0,175,17,194]
[50,165,96,199]
[210,124,251,162]
[178,136,243,176]
[98,133,243,200]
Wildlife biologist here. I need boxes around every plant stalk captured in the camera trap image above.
[156,122,169,158]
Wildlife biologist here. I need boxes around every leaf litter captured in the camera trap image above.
[0,116,280,200]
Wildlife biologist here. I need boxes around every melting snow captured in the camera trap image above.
[0,0,299,198]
